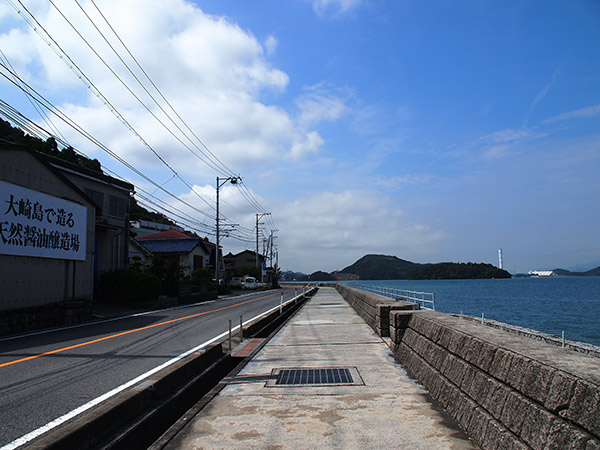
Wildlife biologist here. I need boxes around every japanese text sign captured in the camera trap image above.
[0,180,87,261]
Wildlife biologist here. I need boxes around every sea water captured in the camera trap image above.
[344,277,600,346]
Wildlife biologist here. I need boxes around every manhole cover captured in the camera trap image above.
[266,367,363,387]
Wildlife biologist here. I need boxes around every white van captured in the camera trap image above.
[242,276,258,289]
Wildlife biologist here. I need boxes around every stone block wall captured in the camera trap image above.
[335,284,417,337]
[390,310,600,450]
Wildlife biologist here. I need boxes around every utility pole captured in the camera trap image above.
[255,212,270,280]
[270,229,278,267]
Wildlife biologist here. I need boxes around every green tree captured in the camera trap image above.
[150,256,184,296]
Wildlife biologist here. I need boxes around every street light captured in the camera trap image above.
[215,176,239,283]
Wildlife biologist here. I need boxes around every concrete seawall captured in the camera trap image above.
[335,284,418,336]
[336,285,600,450]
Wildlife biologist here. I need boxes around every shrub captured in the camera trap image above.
[191,268,212,283]
[189,268,217,293]
[149,257,184,296]
[99,268,161,303]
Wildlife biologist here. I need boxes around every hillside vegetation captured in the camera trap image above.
[408,262,510,279]
[2,119,176,227]
[336,254,511,280]
[340,254,421,279]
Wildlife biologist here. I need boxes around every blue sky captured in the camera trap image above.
[0,0,599,274]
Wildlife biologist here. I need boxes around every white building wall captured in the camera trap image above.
[0,148,95,311]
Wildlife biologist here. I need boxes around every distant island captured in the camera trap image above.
[281,254,600,282]
[282,254,512,281]
[514,267,600,278]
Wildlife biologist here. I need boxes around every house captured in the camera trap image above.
[131,219,184,239]
[225,249,266,270]
[135,229,214,275]
[128,237,153,267]
[0,143,96,330]
[38,153,134,283]
[223,249,274,285]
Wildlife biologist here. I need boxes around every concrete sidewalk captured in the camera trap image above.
[161,287,477,449]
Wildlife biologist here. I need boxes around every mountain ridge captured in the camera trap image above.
[281,254,600,281]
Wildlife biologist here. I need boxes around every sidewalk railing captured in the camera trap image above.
[350,283,436,310]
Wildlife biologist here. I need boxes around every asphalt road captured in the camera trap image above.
[0,287,301,449]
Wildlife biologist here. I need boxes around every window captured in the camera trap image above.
[84,188,104,208]
[109,195,127,218]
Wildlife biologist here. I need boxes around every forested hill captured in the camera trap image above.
[408,262,511,279]
[1,119,176,227]
[340,254,422,279]
[552,267,600,277]
[0,119,102,172]
[339,254,511,280]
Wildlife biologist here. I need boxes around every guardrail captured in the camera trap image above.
[349,284,436,310]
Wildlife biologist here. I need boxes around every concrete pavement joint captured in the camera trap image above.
[159,287,477,449]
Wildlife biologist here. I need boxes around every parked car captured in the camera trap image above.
[242,276,258,289]
[230,277,243,288]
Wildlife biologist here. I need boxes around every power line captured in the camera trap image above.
[53,0,232,176]
[0,67,219,222]
[7,0,220,216]
[83,0,238,177]
[0,50,66,142]
[3,1,276,238]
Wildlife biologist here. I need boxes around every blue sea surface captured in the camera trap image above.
[344,277,600,346]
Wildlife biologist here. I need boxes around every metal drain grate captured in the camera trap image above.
[276,368,352,385]
[266,367,363,387]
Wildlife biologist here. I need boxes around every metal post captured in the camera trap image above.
[228,319,232,351]
[562,330,565,348]
[280,291,284,314]
[481,313,485,325]
[215,177,220,283]
[240,315,243,342]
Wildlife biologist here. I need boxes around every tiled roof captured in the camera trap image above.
[137,229,192,240]
[137,238,200,254]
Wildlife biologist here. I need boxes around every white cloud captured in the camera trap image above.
[544,104,600,123]
[295,84,348,127]
[531,68,560,108]
[274,190,443,272]
[0,0,327,177]
[264,34,278,56]
[375,174,436,189]
[482,127,534,144]
[482,144,511,160]
[309,0,364,17]
[476,127,547,160]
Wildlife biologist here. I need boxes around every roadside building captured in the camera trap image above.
[39,153,134,282]
[0,143,96,333]
[223,249,276,286]
[135,229,214,276]
[131,219,184,239]
[226,249,266,271]
[128,237,153,267]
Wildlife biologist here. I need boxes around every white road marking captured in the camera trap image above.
[1,291,306,450]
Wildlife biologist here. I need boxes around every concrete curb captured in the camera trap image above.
[25,288,319,450]
[26,345,230,450]
[148,288,318,450]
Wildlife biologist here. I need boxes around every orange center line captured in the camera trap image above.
[0,293,277,369]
